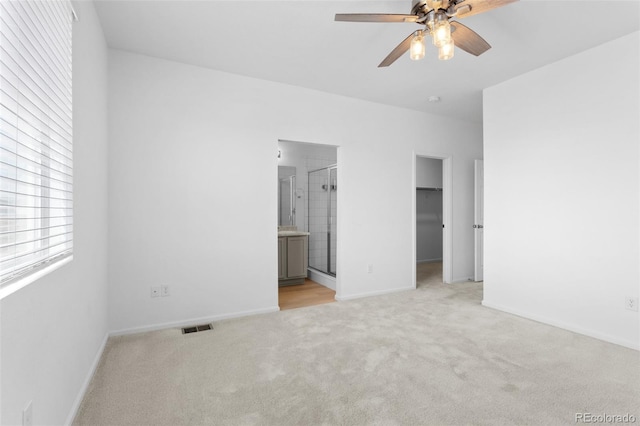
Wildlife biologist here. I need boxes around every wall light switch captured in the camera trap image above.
[151,286,160,298]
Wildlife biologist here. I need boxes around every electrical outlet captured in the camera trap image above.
[626,297,639,312]
[367,264,373,274]
[161,285,170,297]
[150,286,160,298]
[23,401,33,426]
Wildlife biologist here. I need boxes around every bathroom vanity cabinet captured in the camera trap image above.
[278,234,308,286]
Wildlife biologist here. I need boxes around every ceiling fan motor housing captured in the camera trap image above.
[412,0,444,14]
[412,0,461,18]
[412,0,431,15]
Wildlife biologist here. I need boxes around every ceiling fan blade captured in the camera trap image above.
[378,32,415,67]
[335,13,419,23]
[450,21,491,56]
[454,0,517,18]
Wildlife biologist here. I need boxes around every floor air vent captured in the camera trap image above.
[181,324,213,334]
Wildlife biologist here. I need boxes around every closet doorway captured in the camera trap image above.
[413,154,452,287]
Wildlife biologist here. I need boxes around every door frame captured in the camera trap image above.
[412,152,453,286]
[277,139,341,298]
[474,159,484,282]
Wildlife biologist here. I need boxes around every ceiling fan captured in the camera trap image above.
[335,0,517,67]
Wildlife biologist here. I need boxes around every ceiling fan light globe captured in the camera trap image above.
[410,32,426,60]
[432,20,452,47]
[438,39,454,60]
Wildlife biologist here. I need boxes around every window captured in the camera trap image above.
[0,0,74,294]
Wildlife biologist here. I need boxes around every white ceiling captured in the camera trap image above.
[94,0,640,123]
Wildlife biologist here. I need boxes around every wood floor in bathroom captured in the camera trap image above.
[278,279,336,310]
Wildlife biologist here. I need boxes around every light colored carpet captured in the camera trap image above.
[74,263,639,425]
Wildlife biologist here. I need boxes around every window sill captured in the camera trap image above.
[0,256,74,301]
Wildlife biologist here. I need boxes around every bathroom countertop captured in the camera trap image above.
[278,231,311,237]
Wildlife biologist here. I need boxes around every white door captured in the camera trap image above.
[474,159,484,282]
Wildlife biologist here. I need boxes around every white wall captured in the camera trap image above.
[107,49,482,332]
[483,32,640,349]
[416,158,443,262]
[0,1,109,424]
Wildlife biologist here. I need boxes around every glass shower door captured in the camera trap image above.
[328,166,337,275]
[308,166,337,277]
[308,169,328,273]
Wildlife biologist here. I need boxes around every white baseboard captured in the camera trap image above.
[307,268,336,291]
[65,331,109,425]
[482,300,640,351]
[109,306,280,336]
[336,285,414,301]
[450,276,474,284]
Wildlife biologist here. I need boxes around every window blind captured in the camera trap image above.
[0,0,73,287]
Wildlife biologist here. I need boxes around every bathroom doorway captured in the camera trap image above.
[413,154,452,287]
[277,140,338,309]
